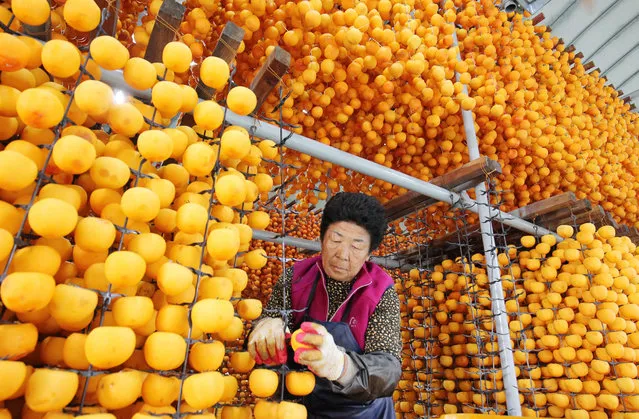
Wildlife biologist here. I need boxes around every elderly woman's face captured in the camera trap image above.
[321,221,371,282]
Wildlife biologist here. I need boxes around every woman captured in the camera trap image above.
[247,192,401,419]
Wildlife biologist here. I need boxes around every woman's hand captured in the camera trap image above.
[293,322,346,381]
[247,317,288,365]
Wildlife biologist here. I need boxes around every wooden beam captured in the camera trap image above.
[536,201,593,231]
[509,192,576,220]
[570,205,607,227]
[21,0,51,40]
[95,0,120,36]
[574,51,584,60]
[532,13,545,25]
[534,198,591,222]
[583,61,595,71]
[196,22,245,100]
[565,45,576,53]
[605,212,620,229]
[394,195,599,265]
[143,0,186,64]
[384,157,502,222]
[249,46,291,113]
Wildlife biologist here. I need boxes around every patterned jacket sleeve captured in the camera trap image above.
[259,266,295,331]
[363,287,402,361]
[327,286,402,401]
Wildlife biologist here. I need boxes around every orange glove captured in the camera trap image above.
[248,317,289,365]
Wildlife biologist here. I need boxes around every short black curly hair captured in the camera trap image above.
[320,192,387,252]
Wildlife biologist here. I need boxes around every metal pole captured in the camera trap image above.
[601,41,639,77]
[615,68,639,91]
[96,69,557,238]
[565,1,620,46]
[453,31,522,417]
[223,110,557,238]
[620,87,639,100]
[252,229,405,269]
[545,0,577,28]
[584,11,639,62]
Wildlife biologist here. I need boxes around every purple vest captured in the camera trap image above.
[290,255,394,351]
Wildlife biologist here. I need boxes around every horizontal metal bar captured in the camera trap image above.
[225,110,557,239]
[601,40,639,77]
[566,1,620,46]
[616,68,639,91]
[96,68,557,238]
[584,11,639,62]
[101,69,152,99]
[546,0,577,28]
[253,229,321,252]
[252,230,404,269]
[620,87,639,100]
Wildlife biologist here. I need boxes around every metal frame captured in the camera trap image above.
[616,68,639,91]
[252,230,403,269]
[600,40,639,77]
[453,31,522,417]
[98,61,561,416]
[545,0,577,28]
[565,1,621,46]
[621,87,639,100]
[583,11,639,62]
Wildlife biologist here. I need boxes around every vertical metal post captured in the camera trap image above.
[452,31,522,416]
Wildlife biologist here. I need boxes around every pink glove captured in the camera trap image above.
[248,317,289,365]
[293,322,346,381]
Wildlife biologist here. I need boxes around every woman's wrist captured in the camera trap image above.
[336,352,356,385]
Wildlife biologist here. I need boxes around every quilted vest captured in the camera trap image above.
[290,255,394,350]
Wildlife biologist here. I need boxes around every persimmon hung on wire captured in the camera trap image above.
[193,100,224,130]
[200,56,230,89]
[11,0,50,26]
[0,150,38,191]
[123,57,157,90]
[63,0,101,32]
[41,40,81,79]
[74,80,114,116]
[227,86,257,116]
[52,135,97,174]
[162,42,193,73]
[0,34,30,72]
[90,36,130,71]
[16,88,64,129]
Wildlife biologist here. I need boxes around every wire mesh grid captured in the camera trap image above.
[486,177,546,418]
[392,210,444,418]
[0,5,303,416]
[485,177,639,419]
[388,187,516,417]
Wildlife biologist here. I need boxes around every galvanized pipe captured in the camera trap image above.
[96,69,557,237]
[600,40,639,77]
[584,11,639,62]
[545,0,577,28]
[453,31,523,417]
[252,230,404,269]
[223,109,557,238]
[620,87,639,100]
[566,1,621,46]
[616,68,639,91]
